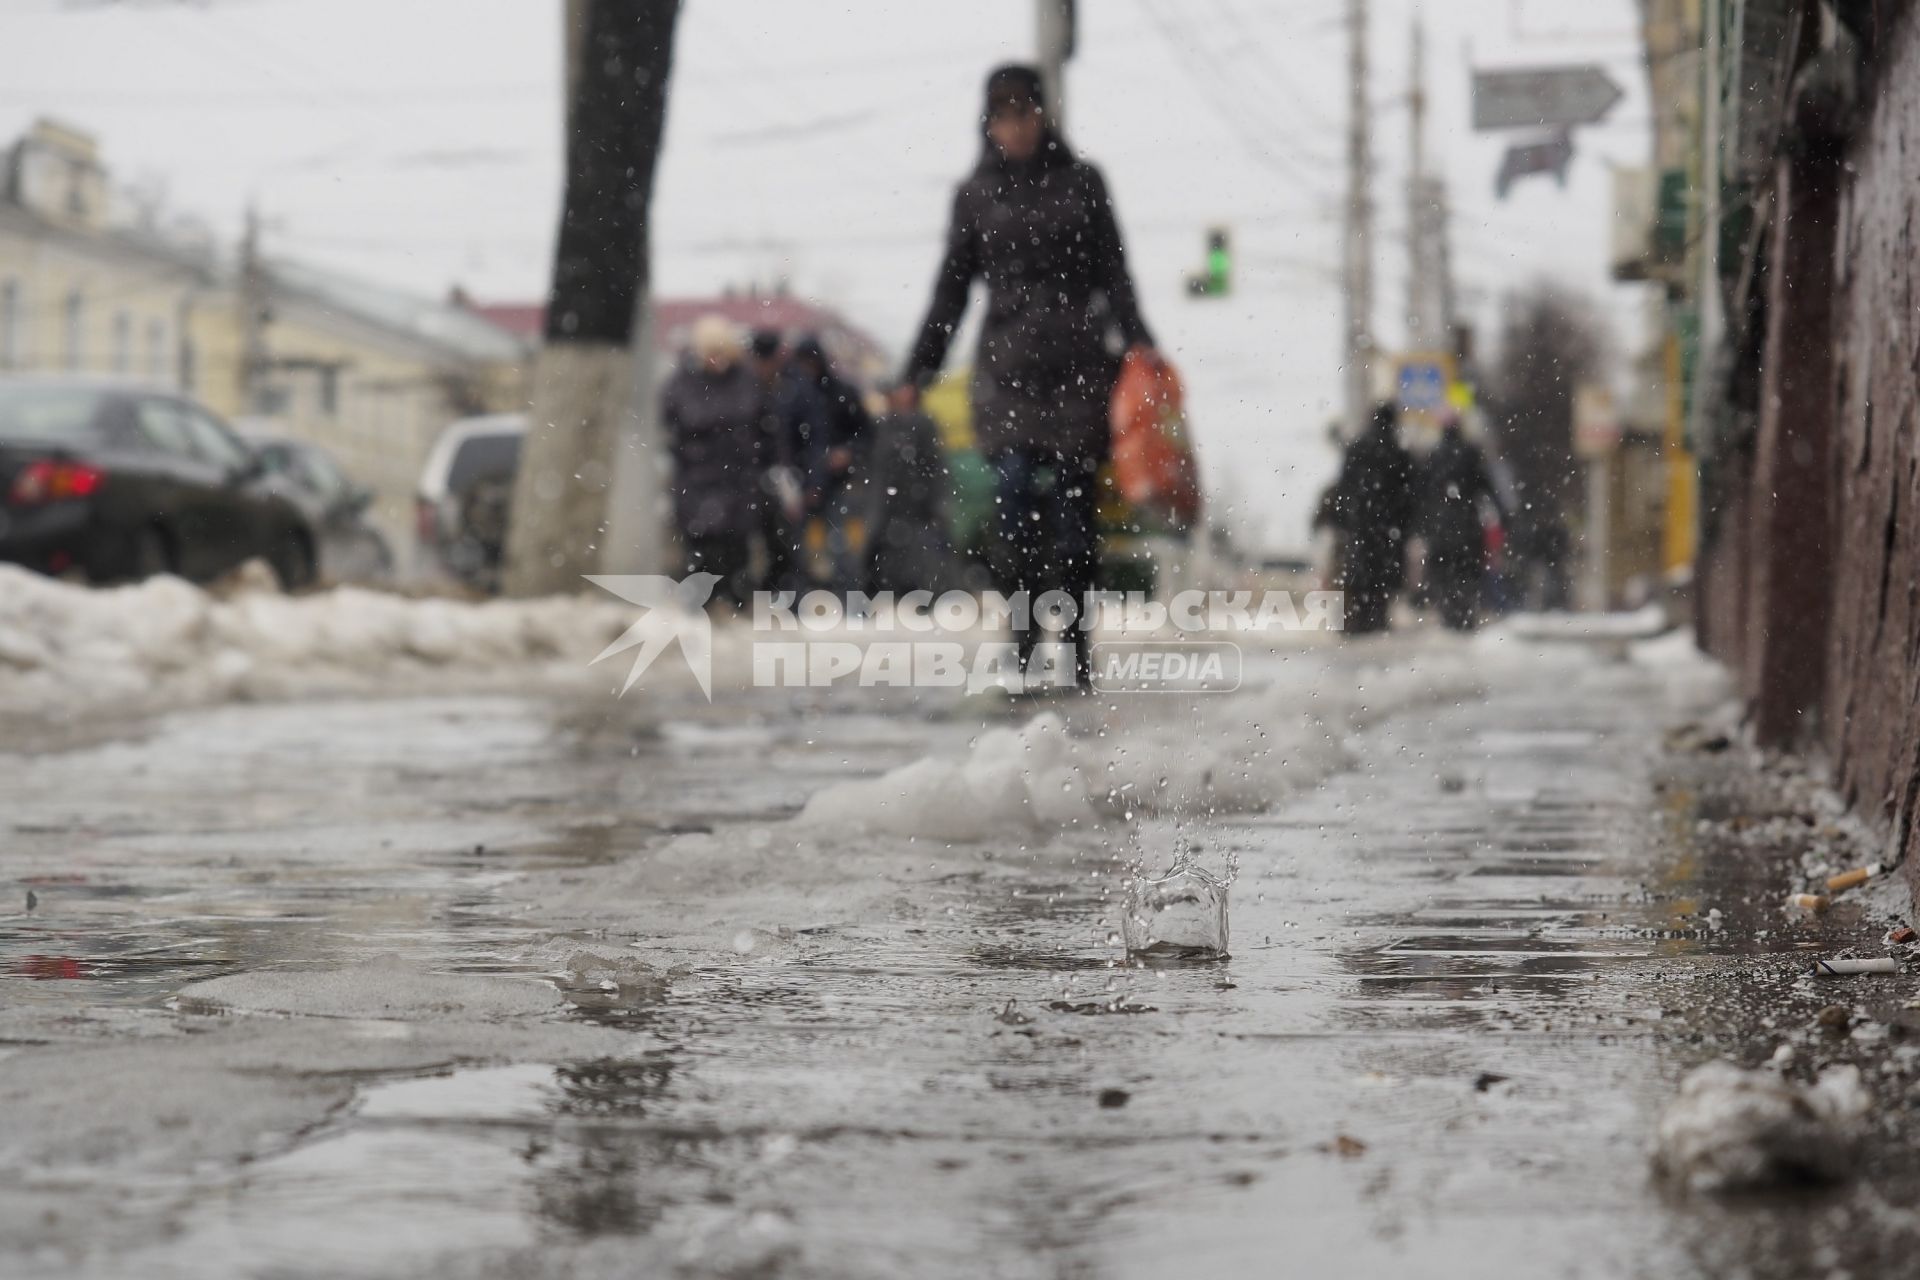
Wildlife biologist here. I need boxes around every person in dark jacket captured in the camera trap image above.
[1324,403,1417,635]
[748,327,803,593]
[863,383,955,594]
[901,63,1157,687]
[1418,416,1504,631]
[776,335,871,590]
[662,315,765,610]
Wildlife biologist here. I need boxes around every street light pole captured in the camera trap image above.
[1343,0,1374,435]
[1036,0,1073,131]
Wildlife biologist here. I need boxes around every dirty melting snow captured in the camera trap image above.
[1654,1059,1871,1191]
[0,563,651,718]
[527,655,1495,957]
[799,659,1485,839]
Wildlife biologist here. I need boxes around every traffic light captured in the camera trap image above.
[1186,226,1231,298]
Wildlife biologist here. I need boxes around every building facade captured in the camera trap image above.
[0,119,531,555]
[1648,2,1920,889]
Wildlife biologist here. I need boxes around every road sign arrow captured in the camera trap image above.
[1472,66,1624,131]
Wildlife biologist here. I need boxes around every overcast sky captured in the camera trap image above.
[0,0,1653,552]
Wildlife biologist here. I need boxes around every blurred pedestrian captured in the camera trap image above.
[1418,415,1504,631]
[1324,403,1416,635]
[662,315,765,610]
[863,383,954,594]
[901,62,1157,687]
[747,327,804,593]
[776,335,871,591]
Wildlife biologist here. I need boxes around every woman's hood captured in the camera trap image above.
[976,62,1072,175]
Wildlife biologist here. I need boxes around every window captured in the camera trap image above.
[179,336,197,393]
[0,279,18,369]
[63,288,85,371]
[292,443,351,502]
[447,432,522,497]
[146,317,167,382]
[111,310,132,374]
[254,441,300,483]
[178,404,253,471]
[133,398,196,458]
[262,441,350,503]
[0,385,110,444]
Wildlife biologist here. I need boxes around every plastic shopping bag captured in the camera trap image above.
[1109,348,1202,531]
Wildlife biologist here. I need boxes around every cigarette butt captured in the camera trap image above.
[1826,867,1873,893]
[1811,957,1899,976]
[1789,893,1830,913]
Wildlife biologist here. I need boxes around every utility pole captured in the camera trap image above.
[1405,19,1443,354]
[1343,0,1374,436]
[1690,0,1723,462]
[1036,0,1073,131]
[503,0,682,596]
[237,204,270,414]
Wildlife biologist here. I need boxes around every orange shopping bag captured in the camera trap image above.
[1109,348,1201,530]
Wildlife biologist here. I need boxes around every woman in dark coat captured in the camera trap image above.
[903,63,1156,687]
[1325,403,1417,635]
[662,315,766,610]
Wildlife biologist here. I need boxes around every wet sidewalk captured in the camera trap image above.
[6,633,1920,1277]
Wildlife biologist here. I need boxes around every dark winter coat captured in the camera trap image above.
[903,122,1153,464]
[662,359,766,540]
[775,366,871,512]
[862,409,948,528]
[1418,428,1502,566]
[861,409,955,594]
[1326,419,1418,592]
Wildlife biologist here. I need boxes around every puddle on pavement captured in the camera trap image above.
[13,667,1883,1278]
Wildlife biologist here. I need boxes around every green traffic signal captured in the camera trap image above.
[1188,226,1231,298]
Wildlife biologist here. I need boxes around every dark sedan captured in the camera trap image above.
[249,435,393,584]
[0,378,317,589]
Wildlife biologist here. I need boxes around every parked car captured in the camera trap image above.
[416,413,523,593]
[0,377,317,589]
[245,433,394,584]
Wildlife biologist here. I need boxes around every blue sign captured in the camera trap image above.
[1398,361,1448,413]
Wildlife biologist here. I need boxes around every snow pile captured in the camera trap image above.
[1654,1059,1870,1191]
[796,657,1485,839]
[796,711,1097,840]
[1499,604,1670,641]
[0,564,667,718]
[529,938,675,1003]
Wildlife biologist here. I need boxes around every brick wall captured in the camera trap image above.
[1827,6,1920,864]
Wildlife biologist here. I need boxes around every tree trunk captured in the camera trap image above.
[503,0,681,597]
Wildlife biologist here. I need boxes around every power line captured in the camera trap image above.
[1132,0,1346,195]
[1205,0,1343,135]
[0,83,554,108]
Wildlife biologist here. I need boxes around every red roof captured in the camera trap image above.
[468,302,545,338]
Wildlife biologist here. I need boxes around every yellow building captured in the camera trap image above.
[212,258,530,552]
[0,119,531,557]
[0,120,208,392]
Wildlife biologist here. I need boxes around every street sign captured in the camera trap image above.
[1574,384,1621,459]
[1395,352,1456,439]
[1397,359,1448,414]
[1495,130,1575,199]
[1472,66,1623,131]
